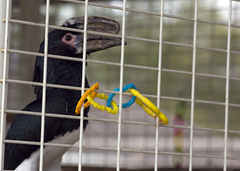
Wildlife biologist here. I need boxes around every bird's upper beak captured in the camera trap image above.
[62,16,125,54]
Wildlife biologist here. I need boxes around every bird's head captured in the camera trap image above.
[38,16,123,57]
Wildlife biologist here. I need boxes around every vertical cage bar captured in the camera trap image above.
[223,1,232,170]
[189,0,198,170]
[78,0,89,171]
[39,0,51,170]
[0,0,10,170]
[116,0,127,170]
[154,0,164,170]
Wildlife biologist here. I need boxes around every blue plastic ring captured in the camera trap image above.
[107,83,137,108]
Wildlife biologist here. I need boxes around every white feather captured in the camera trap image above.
[15,128,80,171]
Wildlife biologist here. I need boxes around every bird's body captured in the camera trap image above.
[4,16,122,171]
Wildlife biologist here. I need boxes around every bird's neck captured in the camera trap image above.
[36,58,89,101]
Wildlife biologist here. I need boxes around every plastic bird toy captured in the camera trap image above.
[75,83,169,125]
[75,82,99,114]
[107,83,137,108]
[87,93,119,114]
[75,82,119,115]
[128,89,168,125]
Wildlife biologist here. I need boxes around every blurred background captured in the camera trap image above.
[3,0,240,170]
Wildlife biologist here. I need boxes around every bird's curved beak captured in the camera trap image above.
[62,16,126,54]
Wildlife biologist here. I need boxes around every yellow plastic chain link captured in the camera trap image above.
[75,83,99,115]
[128,89,169,125]
[87,93,119,115]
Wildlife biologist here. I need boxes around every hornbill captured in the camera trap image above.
[4,16,123,171]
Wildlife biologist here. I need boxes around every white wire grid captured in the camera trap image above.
[0,0,240,170]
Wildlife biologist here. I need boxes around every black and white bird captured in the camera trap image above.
[4,16,123,171]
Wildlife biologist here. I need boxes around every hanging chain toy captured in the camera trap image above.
[75,83,99,114]
[127,88,169,125]
[87,93,119,114]
[75,83,169,125]
[107,83,137,108]
[75,82,119,115]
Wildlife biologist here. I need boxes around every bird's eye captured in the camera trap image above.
[65,35,72,41]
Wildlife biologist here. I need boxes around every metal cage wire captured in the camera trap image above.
[0,0,239,171]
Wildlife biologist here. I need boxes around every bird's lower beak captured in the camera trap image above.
[63,16,126,54]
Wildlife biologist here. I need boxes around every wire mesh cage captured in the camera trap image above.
[1,0,240,171]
